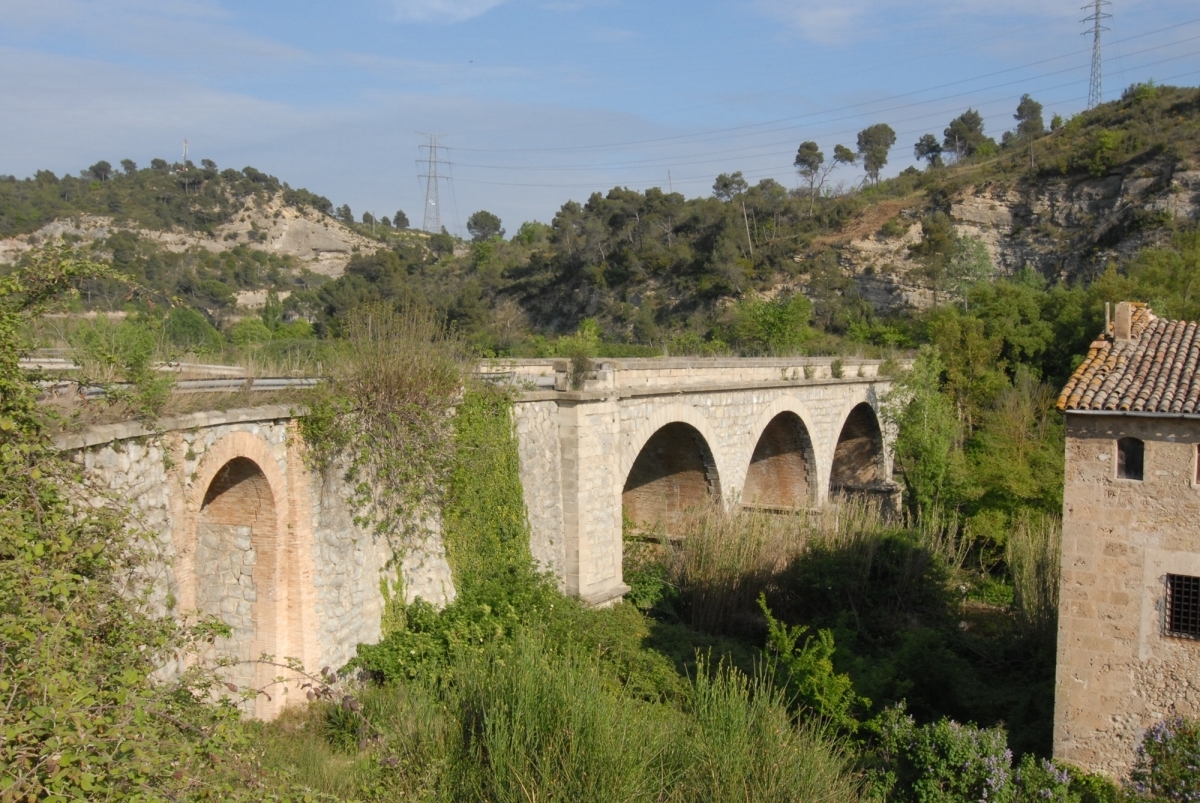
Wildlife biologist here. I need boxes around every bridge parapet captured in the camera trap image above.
[479,356,893,393]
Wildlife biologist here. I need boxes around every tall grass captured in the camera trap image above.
[451,634,674,803]
[661,500,968,634]
[678,659,858,803]
[1006,512,1062,637]
[262,634,860,803]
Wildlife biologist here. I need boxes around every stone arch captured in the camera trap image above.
[181,430,304,719]
[743,411,817,510]
[622,421,722,534]
[829,401,886,496]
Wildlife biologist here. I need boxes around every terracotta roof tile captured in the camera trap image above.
[1057,305,1200,414]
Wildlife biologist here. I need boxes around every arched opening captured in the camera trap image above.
[742,412,815,510]
[830,403,886,496]
[196,457,279,716]
[622,422,721,534]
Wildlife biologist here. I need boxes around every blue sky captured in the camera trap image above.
[3,0,1199,235]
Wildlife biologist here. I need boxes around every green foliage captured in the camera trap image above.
[943,108,995,159]
[869,704,1014,803]
[723,294,813,355]
[301,304,464,551]
[68,313,175,417]
[1014,94,1046,140]
[442,386,545,604]
[759,595,865,731]
[915,134,944,167]
[0,161,329,238]
[883,347,967,517]
[712,171,749,200]
[229,316,274,346]
[282,634,857,803]
[164,306,223,353]
[867,704,1124,803]
[466,209,503,241]
[858,123,898,183]
[0,246,308,801]
[1128,717,1200,802]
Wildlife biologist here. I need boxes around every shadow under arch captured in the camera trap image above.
[742,411,817,510]
[829,402,887,498]
[622,422,721,534]
[195,456,282,718]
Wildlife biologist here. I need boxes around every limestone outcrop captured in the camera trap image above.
[0,193,387,278]
[826,160,1200,313]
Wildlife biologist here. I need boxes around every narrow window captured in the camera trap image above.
[1166,574,1200,639]
[1116,437,1144,481]
[1195,444,1200,485]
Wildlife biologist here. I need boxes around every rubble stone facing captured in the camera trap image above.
[1055,412,1200,777]
[67,410,440,718]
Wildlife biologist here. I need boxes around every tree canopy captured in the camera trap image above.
[467,210,504,241]
[857,124,897,184]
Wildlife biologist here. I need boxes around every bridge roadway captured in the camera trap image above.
[60,357,898,717]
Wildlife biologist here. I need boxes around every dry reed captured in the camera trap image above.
[660,499,970,634]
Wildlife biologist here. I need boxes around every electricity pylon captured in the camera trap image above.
[1082,0,1112,109]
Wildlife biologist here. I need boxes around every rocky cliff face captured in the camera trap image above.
[0,193,381,278]
[834,160,1200,313]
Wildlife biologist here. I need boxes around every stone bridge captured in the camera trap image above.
[61,357,897,716]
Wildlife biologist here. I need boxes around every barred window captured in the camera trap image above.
[1117,437,1144,481]
[1166,574,1200,639]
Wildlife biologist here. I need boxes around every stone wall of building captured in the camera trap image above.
[1056,412,1200,777]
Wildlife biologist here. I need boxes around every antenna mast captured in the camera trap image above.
[182,138,189,164]
[418,134,451,233]
[1082,0,1111,109]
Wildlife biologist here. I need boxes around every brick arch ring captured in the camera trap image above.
[175,431,290,617]
[827,388,889,481]
[735,395,823,502]
[619,403,732,509]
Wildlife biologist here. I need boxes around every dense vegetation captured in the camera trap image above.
[6,83,1200,801]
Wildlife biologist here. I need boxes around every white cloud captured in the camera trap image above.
[388,0,509,22]
[756,0,1075,44]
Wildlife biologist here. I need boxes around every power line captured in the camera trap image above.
[443,35,1200,176]
[443,64,1200,192]
[417,133,451,233]
[444,15,1198,157]
[1083,0,1113,108]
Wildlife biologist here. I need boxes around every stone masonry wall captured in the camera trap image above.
[64,407,451,711]
[512,375,895,605]
[1056,412,1200,777]
[512,400,565,582]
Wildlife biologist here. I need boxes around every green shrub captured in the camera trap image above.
[164,306,223,353]
[1128,717,1200,802]
[759,595,866,731]
[868,704,1014,803]
[229,316,273,346]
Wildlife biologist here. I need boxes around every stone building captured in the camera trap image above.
[1055,302,1200,776]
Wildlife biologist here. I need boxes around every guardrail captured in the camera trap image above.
[38,377,320,399]
[20,358,248,377]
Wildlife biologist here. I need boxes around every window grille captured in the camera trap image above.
[1166,574,1200,639]
[1116,437,1144,481]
